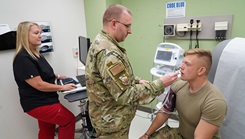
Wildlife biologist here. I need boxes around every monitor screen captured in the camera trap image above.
[156,50,172,62]
[78,36,90,65]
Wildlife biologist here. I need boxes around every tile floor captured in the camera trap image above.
[59,110,179,139]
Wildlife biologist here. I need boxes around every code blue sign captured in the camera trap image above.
[166,1,186,18]
[167,1,185,8]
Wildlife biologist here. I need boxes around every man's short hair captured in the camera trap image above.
[184,48,212,74]
[103,4,132,25]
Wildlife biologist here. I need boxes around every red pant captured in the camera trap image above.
[27,103,76,139]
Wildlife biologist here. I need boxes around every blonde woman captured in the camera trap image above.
[13,21,76,139]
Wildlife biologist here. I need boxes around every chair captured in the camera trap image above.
[59,90,96,139]
[208,37,245,139]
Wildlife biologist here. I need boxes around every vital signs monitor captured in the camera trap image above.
[151,43,184,77]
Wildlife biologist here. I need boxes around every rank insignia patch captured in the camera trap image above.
[109,62,124,76]
[119,74,129,85]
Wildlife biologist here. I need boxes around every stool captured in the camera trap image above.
[64,90,96,139]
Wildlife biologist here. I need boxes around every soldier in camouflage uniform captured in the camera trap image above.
[85,4,178,139]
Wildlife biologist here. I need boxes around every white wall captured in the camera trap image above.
[0,0,86,138]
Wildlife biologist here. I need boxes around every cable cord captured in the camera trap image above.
[163,35,166,42]
[175,29,187,37]
[189,19,194,50]
[189,30,193,49]
[195,32,199,48]
[195,20,200,48]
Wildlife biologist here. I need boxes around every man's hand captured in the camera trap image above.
[139,80,149,84]
[160,72,178,87]
[139,134,149,139]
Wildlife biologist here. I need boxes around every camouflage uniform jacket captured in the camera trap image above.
[85,31,165,137]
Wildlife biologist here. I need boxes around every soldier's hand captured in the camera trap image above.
[160,72,178,87]
[139,134,149,139]
[139,80,149,84]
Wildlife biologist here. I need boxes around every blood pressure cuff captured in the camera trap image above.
[162,89,176,112]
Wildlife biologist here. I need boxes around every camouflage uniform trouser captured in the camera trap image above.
[97,128,129,139]
[98,134,128,139]
[149,125,184,139]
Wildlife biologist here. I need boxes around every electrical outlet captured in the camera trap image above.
[72,48,78,58]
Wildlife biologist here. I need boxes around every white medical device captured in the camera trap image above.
[150,43,184,77]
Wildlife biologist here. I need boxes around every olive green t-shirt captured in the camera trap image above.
[172,80,227,139]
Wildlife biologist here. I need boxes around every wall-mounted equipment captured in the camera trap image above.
[37,22,54,54]
[188,22,202,31]
[0,31,16,51]
[176,23,188,32]
[195,20,201,48]
[176,22,202,32]
[41,33,52,43]
[163,24,175,36]
[39,42,53,53]
[150,42,184,77]
[164,15,233,40]
[215,21,228,41]
[215,21,228,30]
[189,19,194,49]
[0,24,16,51]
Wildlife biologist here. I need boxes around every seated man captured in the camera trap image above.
[140,48,227,139]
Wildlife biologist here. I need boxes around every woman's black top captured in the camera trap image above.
[13,50,59,112]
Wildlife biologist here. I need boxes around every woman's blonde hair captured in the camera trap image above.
[14,21,41,60]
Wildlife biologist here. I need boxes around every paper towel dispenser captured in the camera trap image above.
[0,31,16,51]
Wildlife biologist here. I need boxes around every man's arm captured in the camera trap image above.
[98,51,178,105]
[194,119,219,139]
[139,107,171,139]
